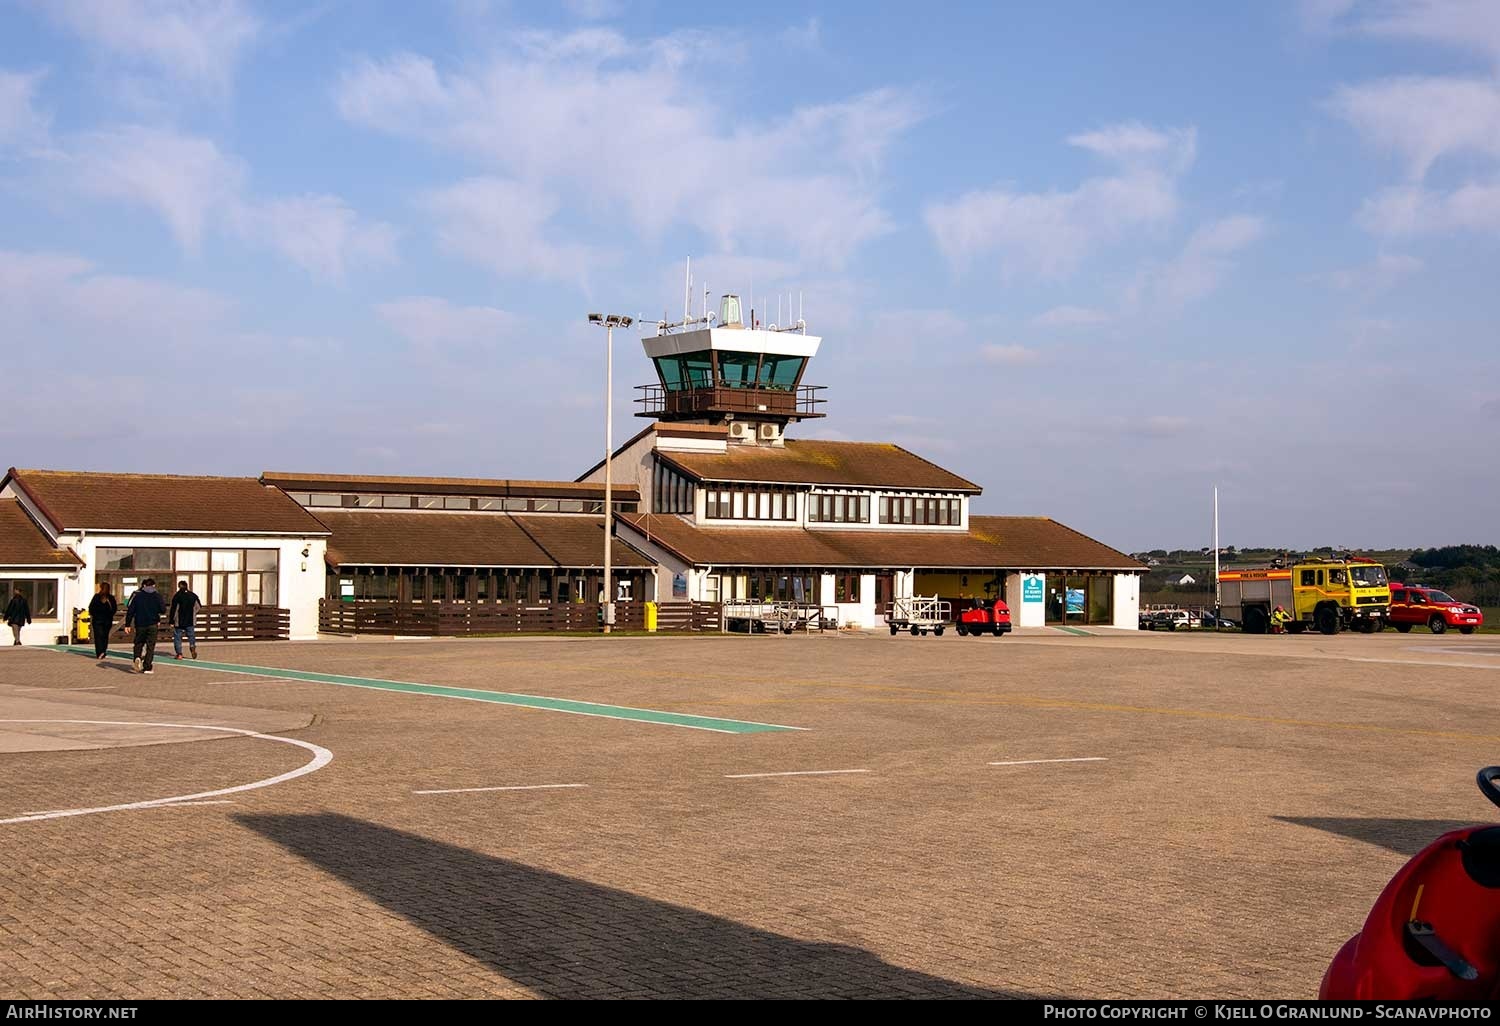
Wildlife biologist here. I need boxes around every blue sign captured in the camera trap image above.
[1067,588,1086,614]
[1022,576,1043,603]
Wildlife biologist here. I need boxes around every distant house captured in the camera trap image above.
[1176,574,1197,585]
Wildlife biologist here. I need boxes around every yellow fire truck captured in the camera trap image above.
[1218,558,1391,635]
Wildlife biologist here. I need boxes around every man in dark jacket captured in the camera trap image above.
[4,586,31,646]
[168,580,202,660]
[123,579,166,674]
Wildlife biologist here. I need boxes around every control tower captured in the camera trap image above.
[636,294,825,444]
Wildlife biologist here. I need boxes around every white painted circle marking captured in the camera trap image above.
[0,719,332,825]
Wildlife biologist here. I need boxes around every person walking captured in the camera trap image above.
[88,582,118,662]
[168,580,201,660]
[123,578,165,674]
[4,586,31,646]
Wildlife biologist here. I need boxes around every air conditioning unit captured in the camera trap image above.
[758,422,782,441]
[728,421,752,439]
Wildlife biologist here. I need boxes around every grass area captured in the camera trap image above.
[1480,608,1498,634]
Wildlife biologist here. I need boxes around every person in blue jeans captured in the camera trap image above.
[168,580,202,660]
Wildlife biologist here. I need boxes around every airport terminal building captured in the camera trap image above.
[0,297,1142,640]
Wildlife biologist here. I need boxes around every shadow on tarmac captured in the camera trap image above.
[1275,816,1485,857]
[238,811,1030,999]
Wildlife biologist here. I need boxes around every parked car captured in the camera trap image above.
[956,598,1012,637]
[1201,611,1237,630]
[1144,609,1192,631]
[1388,584,1484,635]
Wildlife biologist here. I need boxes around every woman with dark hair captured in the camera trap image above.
[4,586,30,646]
[88,581,118,662]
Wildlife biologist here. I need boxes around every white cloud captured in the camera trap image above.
[233,195,398,279]
[924,122,1194,279]
[1356,181,1500,235]
[335,34,924,272]
[1300,0,1359,33]
[1066,122,1198,171]
[377,296,519,352]
[1130,415,1191,438]
[70,125,245,251]
[1328,76,1500,179]
[563,0,625,19]
[1320,7,1500,241]
[34,0,261,95]
[1312,0,1500,62]
[0,248,233,352]
[780,17,822,51]
[1313,251,1425,289]
[1133,215,1267,310]
[0,70,50,153]
[422,177,599,282]
[982,344,1043,366]
[1032,305,1112,328]
[65,125,394,277]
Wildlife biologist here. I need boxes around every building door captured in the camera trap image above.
[875,572,894,618]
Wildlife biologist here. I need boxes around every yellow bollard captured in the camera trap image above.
[645,602,658,632]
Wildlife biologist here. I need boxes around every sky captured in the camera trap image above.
[1,0,1497,552]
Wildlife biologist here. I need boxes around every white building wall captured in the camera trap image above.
[1008,572,1047,627]
[578,432,657,503]
[1112,573,1141,630]
[5,570,77,645]
[58,533,328,641]
[824,572,878,629]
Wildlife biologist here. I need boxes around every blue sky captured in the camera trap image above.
[2,0,1497,550]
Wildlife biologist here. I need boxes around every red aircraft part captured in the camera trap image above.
[1320,823,1500,1000]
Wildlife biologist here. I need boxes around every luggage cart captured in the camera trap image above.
[886,595,951,637]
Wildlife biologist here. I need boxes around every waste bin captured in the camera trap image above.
[645,602,658,632]
[75,610,91,643]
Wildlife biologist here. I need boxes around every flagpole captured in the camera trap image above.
[1213,486,1221,608]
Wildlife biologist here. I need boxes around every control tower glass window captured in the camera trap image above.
[718,352,759,388]
[654,356,685,391]
[653,351,713,391]
[759,355,804,391]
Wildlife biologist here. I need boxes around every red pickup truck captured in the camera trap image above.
[1388,584,1484,635]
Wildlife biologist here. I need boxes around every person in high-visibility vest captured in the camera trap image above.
[1271,605,1292,634]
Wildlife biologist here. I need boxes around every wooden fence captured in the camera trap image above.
[653,601,723,632]
[319,599,647,636]
[78,606,291,642]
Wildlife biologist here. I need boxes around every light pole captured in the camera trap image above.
[588,312,632,633]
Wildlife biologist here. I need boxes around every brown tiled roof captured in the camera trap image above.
[619,514,1143,570]
[318,510,653,569]
[657,440,982,491]
[4,469,329,535]
[262,472,638,502]
[969,516,1147,570]
[0,499,81,568]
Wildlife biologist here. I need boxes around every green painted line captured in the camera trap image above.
[53,647,801,735]
[1055,626,1094,637]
